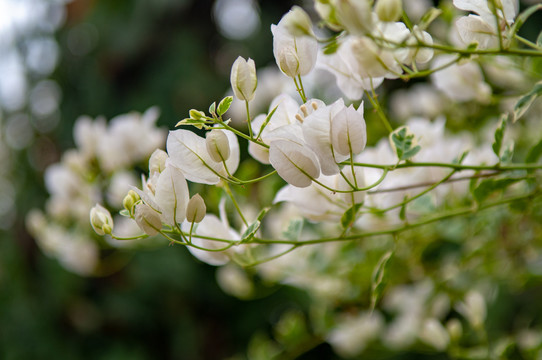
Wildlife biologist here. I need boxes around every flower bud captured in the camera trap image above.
[148,149,168,175]
[446,319,463,342]
[134,203,162,236]
[189,109,205,120]
[375,0,403,22]
[281,6,314,37]
[206,129,231,163]
[186,194,206,223]
[334,0,373,36]
[90,204,114,235]
[230,56,258,102]
[123,190,140,212]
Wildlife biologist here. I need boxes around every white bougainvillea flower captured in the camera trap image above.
[334,0,373,35]
[453,0,518,48]
[148,149,168,176]
[167,128,239,184]
[404,26,434,65]
[331,101,367,157]
[230,56,257,101]
[274,174,346,221]
[269,138,321,188]
[154,163,189,226]
[320,37,384,100]
[248,94,302,163]
[272,10,318,78]
[134,203,162,236]
[431,55,491,103]
[186,214,240,266]
[302,100,345,175]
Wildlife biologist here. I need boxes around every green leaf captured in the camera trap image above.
[418,7,442,31]
[513,80,542,122]
[241,220,261,243]
[492,115,507,158]
[526,138,542,163]
[453,150,470,165]
[208,102,216,115]
[370,251,393,310]
[175,118,207,129]
[473,178,521,203]
[217,96,233,116]
[119,209,130,217]
[399,196,408,221]
[323,39,340,55]
[500,141,514,164]
[340,203,363,229]
[509,3,542,38]
[390,126,421,161]
[256,104,278,139]
[282,219,303,241]
[537,30,542,48]
[256,207,270,222]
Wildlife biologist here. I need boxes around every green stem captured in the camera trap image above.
[245,100,254,139]
[365,90,393,133]
[223,182,249,226]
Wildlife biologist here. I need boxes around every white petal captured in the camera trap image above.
[155,164,189,226]
[302,106,340,175]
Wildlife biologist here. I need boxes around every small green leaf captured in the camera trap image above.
[282,219,303,241]
[340,203,363,229]
[256,105,278,139]
[492,115,507,158]
[453,150,470,165]
[217,96,233,116]
[418,7,442,31]
[371,251,393,310]
[209,102,216,115]
[323,39,340,55]
[241,220,261,243]
[399,196,408,221]
[513,80,542,122]
[119,209,130,217]
[390,126,421,161]
[509,3,542,38]
[473,178,521,203]
[175,118,206,129]
[256,207,270,222]
[537,30,542,48]
[526,138,542,163]
[500,141,514,164]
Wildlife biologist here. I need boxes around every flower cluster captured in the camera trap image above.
[27,108,165,275]
[30,0,542,358]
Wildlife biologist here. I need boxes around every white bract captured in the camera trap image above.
[230,56,257,101]
[272,9,318,78]
[454,0,518,49]
[269,138,320,188]
[167,128,239,184]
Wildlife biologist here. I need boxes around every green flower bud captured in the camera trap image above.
[122,190,140,213]
[186,194,206,223]
[375,0,403,22]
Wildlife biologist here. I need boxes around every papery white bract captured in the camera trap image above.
[154,163,189,226]
[186,193,206,223]
[134,203,162,236]
[453,0,519,49]
[167,128,239,184]
[269,138,320,188]
[331,101,366,157]
[230,56,257,101]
